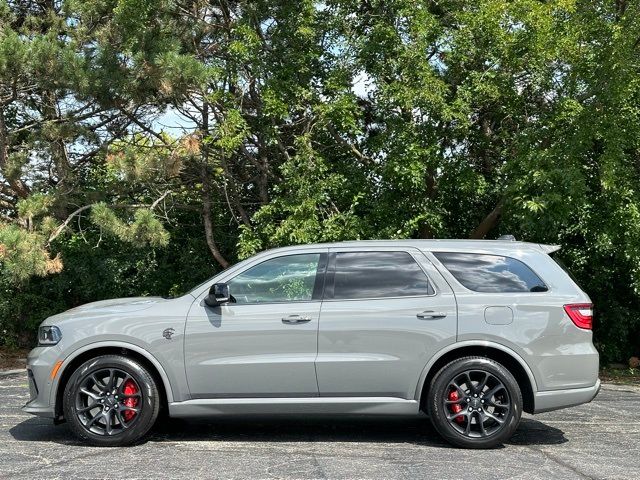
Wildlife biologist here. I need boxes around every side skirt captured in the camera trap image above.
[169,397,421,417]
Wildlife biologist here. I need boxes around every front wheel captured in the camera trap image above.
[427,356,523,448]
[62,354,160,446]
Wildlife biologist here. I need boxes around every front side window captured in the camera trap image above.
[228,254,323,304]
[331,251,433,299]
[433,252,548,293]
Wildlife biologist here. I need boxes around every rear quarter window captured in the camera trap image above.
[433,252,548,293]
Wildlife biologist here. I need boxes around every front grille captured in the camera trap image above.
[27,369,38,401]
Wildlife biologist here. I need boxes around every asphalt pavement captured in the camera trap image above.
[1,372,638,479]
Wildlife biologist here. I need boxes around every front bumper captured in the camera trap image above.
[23,399,55,418]
[22,346,59,419]
[533,379,601,413]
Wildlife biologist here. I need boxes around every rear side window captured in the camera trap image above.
[331,251,434,299]
[433,252,548,293]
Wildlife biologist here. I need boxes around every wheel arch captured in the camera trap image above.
[416,342,538,414]
[52,342,174,420]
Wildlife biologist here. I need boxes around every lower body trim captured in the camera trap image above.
[169,397,421,417]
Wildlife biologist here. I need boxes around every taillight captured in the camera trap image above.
[563,303,593,330]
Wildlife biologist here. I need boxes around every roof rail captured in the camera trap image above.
[497,235,516,241]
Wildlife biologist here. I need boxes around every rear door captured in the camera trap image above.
[315,247,457,399]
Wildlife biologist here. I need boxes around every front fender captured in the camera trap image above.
[50,340,177,407]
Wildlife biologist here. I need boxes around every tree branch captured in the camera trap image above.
[327,125,373,165]
[47,191,173,245]
[469,201,503,239]
[47,204,92,244]
[150,190,171,209]
[119,107,171,144]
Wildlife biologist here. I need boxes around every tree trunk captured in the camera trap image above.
[470,202,503,239]
[200,99,230,269]
[418,222,433,239]
[43,90,73,186]
[0,106,30,198]
[202,183,230,269]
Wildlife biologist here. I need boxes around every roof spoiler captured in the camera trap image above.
[539,244,561,254]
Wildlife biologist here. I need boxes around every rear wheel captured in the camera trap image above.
[62,355,160,446]
[427,356,522,448]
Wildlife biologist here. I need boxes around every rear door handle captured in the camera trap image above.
[282,315,312,324]
[417,311,447,320]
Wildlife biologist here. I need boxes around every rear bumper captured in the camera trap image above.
[533,379,601,413]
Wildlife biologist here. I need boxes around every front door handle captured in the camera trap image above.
[417,311,447,320]
[282,315,312,324]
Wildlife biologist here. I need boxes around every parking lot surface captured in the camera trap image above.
[1,372,638,479]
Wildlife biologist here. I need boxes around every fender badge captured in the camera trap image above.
[162,328,175,340]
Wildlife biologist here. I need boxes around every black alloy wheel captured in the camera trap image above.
[427,356,523,448]
[442,369,511,438]
[63,355,160,446]
[74,367,142,436]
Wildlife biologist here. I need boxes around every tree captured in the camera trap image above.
[0,0,172,282]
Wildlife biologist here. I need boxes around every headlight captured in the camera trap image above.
[38,326,62,346]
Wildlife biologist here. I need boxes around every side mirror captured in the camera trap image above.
[205,283,230,307]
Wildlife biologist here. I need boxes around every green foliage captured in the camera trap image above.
[106,135,183,183]
[212,110,250,155]
[127,209,170,247]
[0,221,215,347]
[90,203,169,247]
[0,225,61,283]
[17,194,54,222]
[239,135,366,256]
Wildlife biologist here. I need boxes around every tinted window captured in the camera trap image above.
[433,252,547,293]
[332,252,433,299]
[228,254,322,304]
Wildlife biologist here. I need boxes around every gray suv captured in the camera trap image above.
[24,240,600,448]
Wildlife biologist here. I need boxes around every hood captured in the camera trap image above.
[62,297,167,316]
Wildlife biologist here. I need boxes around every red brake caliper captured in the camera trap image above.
[122,380,139,422]
[448,389,465,424]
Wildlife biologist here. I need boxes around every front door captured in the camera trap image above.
[184,250,327,398]
[316,248,457,399]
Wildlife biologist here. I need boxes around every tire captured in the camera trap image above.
[62,354,160,446]
[427,356,522,449]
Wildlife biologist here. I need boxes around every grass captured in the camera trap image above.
[599,366,640,386]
